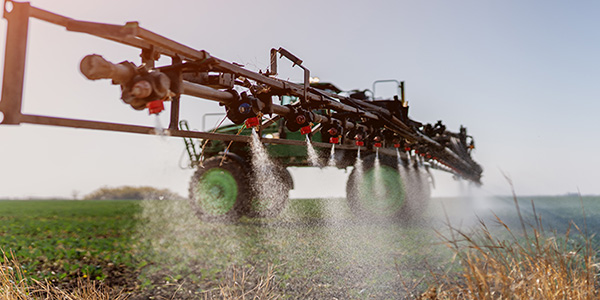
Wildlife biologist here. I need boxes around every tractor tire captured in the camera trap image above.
[346,153,430,223]
[189,156,250,222]
[244,165,292,218]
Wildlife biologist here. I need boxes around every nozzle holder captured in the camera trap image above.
[346,126,366,147]
[327,127,339,136]
[226,91,257,125]
[321,120,343,145]
[284,107,313,132]
[121,71,171,111]
[367,129,384,149]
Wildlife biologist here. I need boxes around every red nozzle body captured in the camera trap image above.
[147,100,164,115]
[245,117,259,128]
[300,125,312,135]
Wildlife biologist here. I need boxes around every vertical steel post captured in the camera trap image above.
[302,66,309,106]
[0,1,30,124]
[269,48,277,76]
[400,81,405,103]
[168,56,182,131]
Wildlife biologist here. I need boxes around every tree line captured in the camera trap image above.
[84,186,182,200]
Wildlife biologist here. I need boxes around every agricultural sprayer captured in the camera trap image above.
[0,1,483,221]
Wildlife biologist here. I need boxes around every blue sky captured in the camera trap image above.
[0,0,599,198]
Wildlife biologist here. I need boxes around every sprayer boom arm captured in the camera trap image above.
[0,1,483,183]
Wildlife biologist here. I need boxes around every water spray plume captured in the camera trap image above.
[153,115,167,137]
[305,135,321,167]
[349,147,364,203]
[249,129,288,217]
[373,149,385,200]
[354,147,364,191]
[328,144,336,167]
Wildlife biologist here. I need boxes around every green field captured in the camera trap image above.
[0,195,598,298]
[0,200,140,290]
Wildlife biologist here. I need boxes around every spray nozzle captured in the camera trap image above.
[300,125,312,135]
[353,133,364,146]
[372,135,382,148]
[245,117,260,128]
[147,99,164,115]
[322,121,343,144]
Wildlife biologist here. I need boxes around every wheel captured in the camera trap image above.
[244,164,292,218]
[189,156,250,222]
[346,153,430,222]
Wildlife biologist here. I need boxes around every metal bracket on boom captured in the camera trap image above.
[271,48,310,107]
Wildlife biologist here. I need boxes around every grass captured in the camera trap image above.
[217,264,280,300]
[0,196,599,298]
[0,249,130,299]
[0,200,140,290]
[423,194,600,299]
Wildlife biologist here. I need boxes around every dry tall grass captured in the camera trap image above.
[422,194,599,299]
[214,264,280,300]
[0,250,29,299]
[2,248,281,300]
[0,250,130,300]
